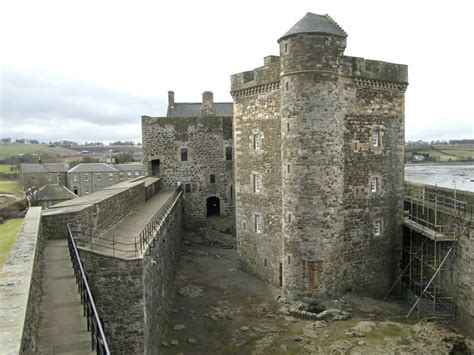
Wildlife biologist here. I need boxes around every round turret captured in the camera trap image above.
[279,13,347,299]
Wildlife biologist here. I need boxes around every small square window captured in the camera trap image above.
[210,174,216,184]
[127,172,132,179]
[73,174,78,182]
[97,174,102,181]
[185,184,191,193]
[180,148,188,161]
[374,220,381,236]
[255,214,262,233]
[371,177,378,193]
[120,172,124,180]
[135,171,139,176]
[47,174,52,182]
[108,173,113,181]
[225,147,232,161]
[84,173,89,182]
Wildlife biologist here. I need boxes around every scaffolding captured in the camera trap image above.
[385,183,470,319]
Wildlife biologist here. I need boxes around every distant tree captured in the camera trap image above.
[1,137,11,143]
[15,138,25,143]
[29,139,39,144]
[114,152,134,164]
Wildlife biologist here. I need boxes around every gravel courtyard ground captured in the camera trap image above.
[159,220,473,354]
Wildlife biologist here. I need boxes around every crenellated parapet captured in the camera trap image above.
[230,56,280,97]
[342,56,408,92]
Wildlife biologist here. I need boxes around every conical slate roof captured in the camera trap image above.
[278,13,347,42]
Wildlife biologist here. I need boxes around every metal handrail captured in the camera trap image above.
[67,224,111,355]
[138,186,182,254]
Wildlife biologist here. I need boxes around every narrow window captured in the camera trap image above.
[288,255,291,264]
[371,177,378,193]
[372,132,379,147]
[287,165,291,174]
[210,174,216,183]
[255,214,262,233]
[374,220,381,236]
[288,213,292,223]
[243,221,246,230]
[108,173,113,181]
[127,172,132,179]
[47,174,52,182]
[264,258,267,267]
[97,174,102,181]
[185,184,191,193]
[285,82,289,91]
[73,174,78,182]
[120,172,124,180]
[287,122,290,132]
[180,148,188,161]
[254,174,261,193]
[84,173,89,182]
[253,133,260,151]
[230,185,233,200]
[284,43,288,53]
[225,147,232,161]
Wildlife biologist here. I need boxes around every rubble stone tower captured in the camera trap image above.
[279,14,347,298]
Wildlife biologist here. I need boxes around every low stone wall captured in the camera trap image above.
[79,192,183,353]
[42,180,146,241]
[0,208,43,354]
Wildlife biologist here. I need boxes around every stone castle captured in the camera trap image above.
[143,13,408,300]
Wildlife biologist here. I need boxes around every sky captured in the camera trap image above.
[1,0,473,144]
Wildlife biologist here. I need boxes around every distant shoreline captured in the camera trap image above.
[405,161,474,166]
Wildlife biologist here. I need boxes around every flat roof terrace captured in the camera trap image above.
[79,188,176,259]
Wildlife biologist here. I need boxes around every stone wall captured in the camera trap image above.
[230,18,407,300]
[42,180,145,240]
[340,59,407,297]
[232,70,283,286]
[142,115,233,220]
[78,192,183,353]
[0,208,43,354]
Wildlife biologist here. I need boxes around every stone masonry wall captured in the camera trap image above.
[340,67,407,297]
[0,208,43,354]
[80,251,145,354]
[78,193,183,353]
[42,181,145,241]
[232,87,283,287]
[143,196,183,352]
[142,116,233,220]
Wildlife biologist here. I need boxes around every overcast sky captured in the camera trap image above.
[1,0,473,143]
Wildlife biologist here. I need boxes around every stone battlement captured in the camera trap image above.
[230,56,280,94]
[342,56,408,85]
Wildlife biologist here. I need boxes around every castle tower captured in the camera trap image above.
[279,13,347,299]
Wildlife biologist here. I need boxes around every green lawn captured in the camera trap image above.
[0,181,22,195]
[0,143,57,159]
[0,165,17,173]
[0,218,23,270]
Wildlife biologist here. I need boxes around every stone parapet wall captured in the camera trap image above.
[78,193,183,353]
[0,208,43,354]
[42,180,146,240]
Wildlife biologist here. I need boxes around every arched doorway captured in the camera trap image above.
[151,159,160,176]
[206,197,220,217]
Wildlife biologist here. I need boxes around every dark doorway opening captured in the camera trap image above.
[73,187,78,195]
[151,159,160,176]
[206,196,220,216]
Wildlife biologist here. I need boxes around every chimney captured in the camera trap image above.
[201,91,215,117]
[167,91,175,116]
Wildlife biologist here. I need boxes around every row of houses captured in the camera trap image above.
[21,162,144,198]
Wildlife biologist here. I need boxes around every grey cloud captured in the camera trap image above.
[0,68,166,141]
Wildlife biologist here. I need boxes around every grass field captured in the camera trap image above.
[0,218,23,270]
[0,143,92,160]
[0,181,21,195]
[0,165,17,173]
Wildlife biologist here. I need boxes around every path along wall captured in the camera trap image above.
[0,208,43,354]
[79,193,183,354]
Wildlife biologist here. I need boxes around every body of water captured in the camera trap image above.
[404,163,474,192]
